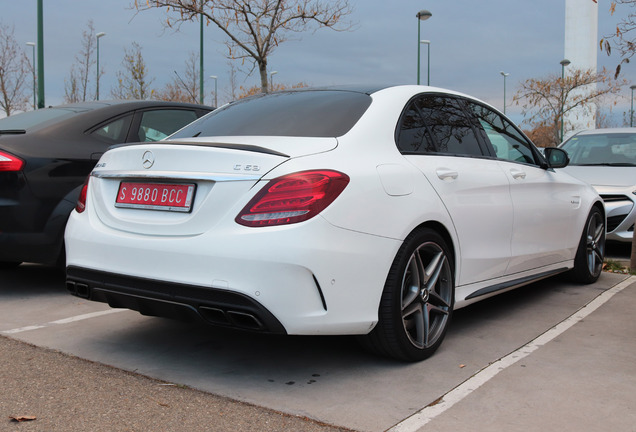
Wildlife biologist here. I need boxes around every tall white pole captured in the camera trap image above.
[564,0,598,134]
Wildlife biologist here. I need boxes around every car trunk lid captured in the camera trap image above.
[88,137,337,236]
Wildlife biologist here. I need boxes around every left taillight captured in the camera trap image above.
[0,151,24,172]
[76,177,89,213]
[236,169,350,227]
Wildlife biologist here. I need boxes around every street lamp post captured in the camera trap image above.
[199,13,204,104]
[210,75,218,108]
[26,42,36,109]
[420,40,431,86]
[270,71,278,91]
[630,84,636,127]
[500,71,509,115]
[416,10,432,85]
[96,32,106,100]
[36,0,44,108]
[560,59,571,142]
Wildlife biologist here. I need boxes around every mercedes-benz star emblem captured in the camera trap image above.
[142,151,155,169]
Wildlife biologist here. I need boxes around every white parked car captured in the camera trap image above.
[559,128,636,243]
[65,86,605,361]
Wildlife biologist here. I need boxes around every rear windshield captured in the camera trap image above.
[170,90,371,138]
[0,107,84,131]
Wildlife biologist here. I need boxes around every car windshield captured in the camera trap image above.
[0,107,85,132]
[561,132,636,166]
[170,90,372,139]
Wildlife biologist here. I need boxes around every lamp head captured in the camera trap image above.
[417,10,432,20]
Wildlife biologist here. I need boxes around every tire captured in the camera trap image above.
[569,206,605,284]
[362,228,454,362]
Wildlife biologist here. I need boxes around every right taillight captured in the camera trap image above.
[236,170,350,227]
[0,151,24,172]
[76,177,89,213]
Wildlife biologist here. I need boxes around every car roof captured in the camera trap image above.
[54,100,211,110]
[574,128,636,136]
[0,100,212,134]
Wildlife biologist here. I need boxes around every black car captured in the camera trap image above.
[0,100,212,267]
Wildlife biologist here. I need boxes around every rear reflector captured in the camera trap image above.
[0,151,24,171]
[236,170,349,227]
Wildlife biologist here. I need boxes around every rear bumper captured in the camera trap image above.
[65,209,401,335]
[66,266,286,333]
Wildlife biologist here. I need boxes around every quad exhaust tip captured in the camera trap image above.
[66,281,89,298]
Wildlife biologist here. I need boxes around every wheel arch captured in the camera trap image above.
[593,199,606,223]
[408,220,457,272]
[41,184,82,265]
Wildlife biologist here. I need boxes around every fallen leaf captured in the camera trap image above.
[9,415,37,422]
[459,364,466,368]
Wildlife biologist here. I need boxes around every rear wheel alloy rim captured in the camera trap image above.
[400,242,452,349]
[586,211,605,277]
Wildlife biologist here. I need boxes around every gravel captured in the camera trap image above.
[0,335,354,432]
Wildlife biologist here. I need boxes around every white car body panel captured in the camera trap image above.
[562,165,636,188]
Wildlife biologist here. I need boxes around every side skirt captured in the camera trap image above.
[465,267,570,301]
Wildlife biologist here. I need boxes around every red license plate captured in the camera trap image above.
[115,182,196,212]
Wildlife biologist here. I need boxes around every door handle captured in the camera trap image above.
[436,169,458,181]
[510,169,526,180]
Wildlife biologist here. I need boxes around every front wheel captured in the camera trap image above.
[362,228,454,362]
[569,206,605,284]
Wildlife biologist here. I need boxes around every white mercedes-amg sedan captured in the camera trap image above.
[65,85,605,361]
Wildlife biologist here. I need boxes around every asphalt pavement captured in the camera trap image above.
[1,262,634,431]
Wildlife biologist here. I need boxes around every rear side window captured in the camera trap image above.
[396,95,483,157]
[170,90,371,138]
[138,109,199,142]
[91,114,133,144]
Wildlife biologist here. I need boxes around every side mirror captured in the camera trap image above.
[543,147,569,168]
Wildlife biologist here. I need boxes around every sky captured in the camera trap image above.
[2,0,635,127]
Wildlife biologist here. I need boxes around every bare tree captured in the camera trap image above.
[64,21,98,103]
[64,70,81,103]
[522,124,555,148]
[600,0,636,77]
[155,52,199,103]
[0,22,30,116]
[513,68,624,146]
[111,42,154,100]
[226,61,239,103]
[236,80,308,99]
[134,0,353,93]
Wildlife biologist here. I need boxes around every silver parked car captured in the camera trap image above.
[559,128,636,243]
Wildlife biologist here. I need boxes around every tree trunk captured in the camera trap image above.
[258,61,268,94]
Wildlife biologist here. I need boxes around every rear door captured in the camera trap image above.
[396,94,513,286]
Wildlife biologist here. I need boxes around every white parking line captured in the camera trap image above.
[388,276,636,432]
[1,309,127,335]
